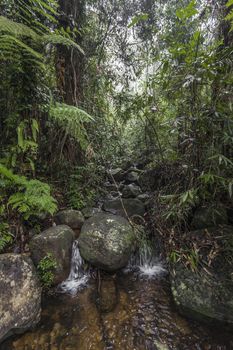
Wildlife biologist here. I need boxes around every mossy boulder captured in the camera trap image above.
[171,264,233,325]
[191,205,228,230]
[79,213,135,271]
[0,254,41,343]
[29,225,74,284]
[171,225,233,325]
[54,209,85,230]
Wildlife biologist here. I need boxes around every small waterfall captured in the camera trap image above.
[125,239,166,279]
[59,240,89,295]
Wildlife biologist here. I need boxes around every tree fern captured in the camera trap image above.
[0,16,85,54]
[49,103,94,150]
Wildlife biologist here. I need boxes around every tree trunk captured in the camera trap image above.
[56,0,86,105]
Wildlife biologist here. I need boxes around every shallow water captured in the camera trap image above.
[2,272,233,350]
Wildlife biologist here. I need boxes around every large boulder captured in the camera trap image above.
[29,225,74,284]
[54,209,85,230]
[0,254,41,342]
[79,213,135,271]
[82,207,102,219]
[103,198,145,218]
[171,264,233,325]
[191,205,228,230]
[122,184,142,198]
[171,225,233,325]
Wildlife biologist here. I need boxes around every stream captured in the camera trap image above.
[1,242,233,350]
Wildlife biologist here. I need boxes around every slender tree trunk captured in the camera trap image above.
[57,0,86,105]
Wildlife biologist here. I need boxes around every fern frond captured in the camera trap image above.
[43,34,85,54]
[0,164,57,219]
[0,34,43,61]
[0,16,38,39]
[49,103,94,150]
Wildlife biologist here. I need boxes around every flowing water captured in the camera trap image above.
[59,241,89,296]
[1,242,233,350]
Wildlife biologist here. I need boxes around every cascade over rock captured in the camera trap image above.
[0,254,41,343]
[29,225,74,284]
[79,212,135,271]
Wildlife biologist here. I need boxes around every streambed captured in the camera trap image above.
[2,271,233,350]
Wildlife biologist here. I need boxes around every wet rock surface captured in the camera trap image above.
[171,263,233,325]
[29,225,74,284]
[171,225,233,325]
[97,275,118,313]
[79,213,135,271]
[0,254,41,343]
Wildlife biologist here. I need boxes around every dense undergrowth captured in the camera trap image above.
[0,0,233,273]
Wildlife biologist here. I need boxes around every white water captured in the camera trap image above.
[59,240,89,296]
[125,240,166,279]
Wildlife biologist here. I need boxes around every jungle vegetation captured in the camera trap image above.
[0,0,233,266]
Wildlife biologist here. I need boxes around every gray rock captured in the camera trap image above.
[122,184,142,198]
[191,206,228,230]
[82,207,101,219]
[103,198,146,218]
[79,213,135,271]
[29,225,74,284]
[138,169,157,191]
[171,264,233,325]
[54,209,85,230]
[104,181,118,192]
[137,193,150,203]
[0,254,41,342]
[171,225,233,325]
[126,171,139,184]
[108,168,124,182]
[110,191,120,198]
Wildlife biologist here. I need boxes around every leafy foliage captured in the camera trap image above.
[49,103,94,151]
[0,164,57,219]
[37,253,57,288]
[0,223,13,252]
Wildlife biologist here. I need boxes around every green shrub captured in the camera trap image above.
[37,253,57,288]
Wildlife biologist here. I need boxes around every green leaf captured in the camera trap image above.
[31,119,39,142]
[176,1,198,21]
[43,34,85,55]
[226,0,233,7]
[128,13,149,28]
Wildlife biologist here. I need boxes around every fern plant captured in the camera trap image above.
[0,15,84,67]
[49,103,94,150]
[0,223,13,252]
[0,164,57,219]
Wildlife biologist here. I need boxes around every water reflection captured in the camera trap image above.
[1,273,232,350]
